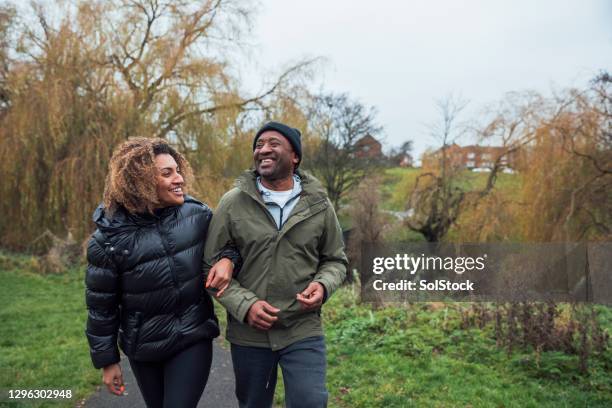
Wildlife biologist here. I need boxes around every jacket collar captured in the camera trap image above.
[93,195,201,236]
[257,174,302,205]
[235,169,328,206]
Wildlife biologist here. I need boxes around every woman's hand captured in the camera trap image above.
[102,363,124,396]
[205,258,234,298]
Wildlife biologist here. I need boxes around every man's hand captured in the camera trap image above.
[296,282,325,310]
[206,258,234,298]
[246,300,280,330]
[102,363,124,396]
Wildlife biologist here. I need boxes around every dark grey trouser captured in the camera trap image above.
[231,336,328,408]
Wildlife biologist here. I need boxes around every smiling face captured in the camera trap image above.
[254,131,299,182]
[154,153,185,208]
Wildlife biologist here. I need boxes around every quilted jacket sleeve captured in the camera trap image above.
[85,232,121,369]
[214,243,243,277]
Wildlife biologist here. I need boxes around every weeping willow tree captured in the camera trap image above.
[518,76,611,242]
[0,0,315,250]
[465,81,612,243]
[448,76,611,242]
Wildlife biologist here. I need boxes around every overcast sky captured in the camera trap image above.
[242,0,612,159]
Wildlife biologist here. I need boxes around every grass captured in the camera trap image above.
[0,252,293,408]
[380,167,521,213]
[0,253,99,408]
[328,167,611,406]
[322,286,612,408]
[381,167,421,212]
[2,252,611,408]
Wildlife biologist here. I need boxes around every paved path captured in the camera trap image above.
[84,340,238,408]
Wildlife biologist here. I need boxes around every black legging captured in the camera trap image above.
[129,340,213,408]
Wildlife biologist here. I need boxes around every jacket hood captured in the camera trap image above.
[93,195,203,238]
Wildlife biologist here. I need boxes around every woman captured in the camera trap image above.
[85,137,238,408]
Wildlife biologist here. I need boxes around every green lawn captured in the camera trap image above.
[323,287,612,408]
[0,254,99,407]
[381,167,421,211]
[380,167,521,213]
[2,254,610,408]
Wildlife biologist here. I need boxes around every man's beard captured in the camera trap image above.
[257,157,292,181]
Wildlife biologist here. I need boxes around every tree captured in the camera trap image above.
[406,93,542,242]
[518,74,611,241]
[408,79,611,243]
[0,0,315,249]
[0,4,15,112]
[305,93,383,209]
[388,140,414,166]
[399,140,414,155]
[346,176,390,283]
[405,95,469,242]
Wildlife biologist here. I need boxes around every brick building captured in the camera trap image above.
[354,134,383,159]
[422,143,519,171]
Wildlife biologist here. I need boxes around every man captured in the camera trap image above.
[203,121,347,408]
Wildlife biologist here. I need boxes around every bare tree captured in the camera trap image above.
[405,95,469,242]
[305,93,383,209]
[405,93,542,242]
[347,176,390,283]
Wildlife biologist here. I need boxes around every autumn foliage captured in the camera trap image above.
[412,80,611,243]
[0,1,313,250]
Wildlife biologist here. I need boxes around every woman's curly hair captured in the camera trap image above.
[103,137,195,215]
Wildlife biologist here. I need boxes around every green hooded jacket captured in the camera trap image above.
[203,169,348,350]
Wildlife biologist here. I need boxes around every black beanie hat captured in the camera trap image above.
[253,121,302,165]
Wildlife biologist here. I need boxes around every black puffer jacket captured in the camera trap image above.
[85,196,235,369]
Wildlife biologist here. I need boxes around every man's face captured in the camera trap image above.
[254,131,299,181]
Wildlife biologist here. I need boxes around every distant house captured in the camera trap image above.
[398,154,413,167]
[354,134,383,159]
[422,143,519,171]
